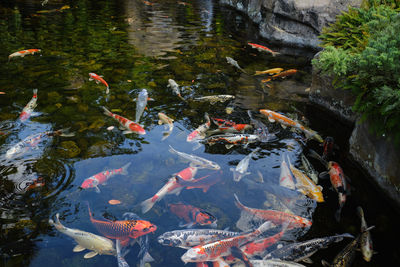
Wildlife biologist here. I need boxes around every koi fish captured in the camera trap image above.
[357,206,374,262]
[19,89,38,122]
[263,233,354,263]
[158,112,174,140]
[287,156,324,203]
[168,202,217,228]
[14,177,45,194]
[140,166,198,213]
[248,43,280,56]
[322,161,349,221]
[180,170,222,193]
[181,221,273,264]
[211,117,252,133]
[80,163,131,193]
[89,73,109,94]
[158,228,241,249]
[300,154,319,184]
[203,134,259,149]
[322,136,335,160]
[234,193,312,231]
[0,92,5,94]
[102,106,145,135]
[49,213,116,259]
[8,49,41,61]
[230,148,260,182]
[167,79,185,100]
[193,95,235,105]
[248,259,306,267]
[187,113,211,142]
[87,204,157,245]
[254,68,284,76]
[322,236,360,267]
[5,128,72,159]
[168,145,220,170]
[226,56,247,73]
[134,89,152,123]
[116,239,130,267]
[259,109,323,143]
[272,69,297,79]
[247,110,275,142]
[279,154,296,190]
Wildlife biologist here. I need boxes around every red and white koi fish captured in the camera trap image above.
[140,166,198,213]
[234,193,312,231]
[9,49,41,61]
[203,134,259,149]
[102,106,145,135]
[327,161,349,221]
[181,221,273,265]
[211,117,252,134]
[259,109,323,143]
[89,73,109,94]
[248,43,279,56]
[80,163,131,193]
[87,203,157,246]
[169,202,217,228]
[187,113,211,142]
[279,154,296,190]
[19,89,38,122]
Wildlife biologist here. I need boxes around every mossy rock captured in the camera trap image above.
[88,119,105,132]
[58,141,81,158]
[47,91,62,103]
[86,141,113,158]
[147,81,157,88]
[75,121,88,133]
[77,103,89,113]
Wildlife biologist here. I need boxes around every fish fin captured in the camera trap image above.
[317,185,323,191]
[230,246,252,267]
[302,258,313,264]
[319,171,330,179]
[140,197,155,213]
[214,257,229,267]
[102,106,112,116]
[89,78,94,81]
[105,87,109,94]
[95,80,100,84]
[122,130,133,135]
[84,251,98,259]
[321,260,331,267]
[225,144,234,149]
[121,162,131,175]
[141,252,155,265]
[95,186,101,193]
[73,245,86,252]
[148,98,155,101]
[280,124,287,129]
[161,131,171,141]
[268,117,275,123]
[192,142,202,151]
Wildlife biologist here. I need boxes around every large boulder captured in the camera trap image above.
[219,0,362,49]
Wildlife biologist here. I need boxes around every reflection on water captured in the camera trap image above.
[0,0,399,267]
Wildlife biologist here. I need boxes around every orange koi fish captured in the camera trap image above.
[0,92,6,94]
[140,166,198,213]
[181,221,273,265]
[80,163,131,193]
[248,42,280,56]
[327,161,349,221]
[254,68,284,76]
[19,89,38,122]
[8,49,41,61]
[87,203,156,245]
[181,170,222,193]
[234,194,312,230]
[187,113,211,142]
[169,202,217,228]
[102,106,145,135]
[89,73,110,94]
[271,69,297,79]
[259,109,323,143]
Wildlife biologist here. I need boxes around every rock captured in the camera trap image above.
[219,0,362,49]
[58,141,81,158]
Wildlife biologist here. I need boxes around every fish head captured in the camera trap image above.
[157,232,183,247]
[5,146,20,159]
[209,162,221,170]
[88,73,96,78]
[129,123,146,135]
[181,247,207,263]
[232,171,243,182]
[80,177,98,189]
[131,220,157,237]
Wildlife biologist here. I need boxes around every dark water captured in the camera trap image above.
[0,0,399,266]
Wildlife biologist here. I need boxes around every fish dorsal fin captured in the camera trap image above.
[84,251,98,259]
[302,258,313,264]
[73,245,86,252]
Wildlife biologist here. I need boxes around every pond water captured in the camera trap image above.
[0,0,399,267]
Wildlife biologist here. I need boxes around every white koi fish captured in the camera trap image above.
[168,145,220,170]
[167,79,185,100]
[134,89,153,123]
[230,148,260,182]
[158,112,174,141]
[193,95,235,105]
[187,113,211,142]
[49,213,116,259]
[19,89,38,122]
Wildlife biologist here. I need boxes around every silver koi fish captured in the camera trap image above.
[230,148,260,182]
[226,56,247,73]
[116,239,130,267]
[168,145,220,170]
[167,79,185,100]
[203,133,259,149]
[134,89,150,123]
[49,213,116,258]
[247,110,273,142]
[193,95,235,105]
[279,153,296,190]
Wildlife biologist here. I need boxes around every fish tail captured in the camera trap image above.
[256,221,273,234]
[233,193,246,211]
[121,162,131,175]
[86,201,94,221]
[140,197,156,214]
[357,206,364,219]
[49,213,66,231]
[204,112,210,124]
[272,51,281,57]
[140,252,154,267]
[102,106,112,117]
[32,89,38,96]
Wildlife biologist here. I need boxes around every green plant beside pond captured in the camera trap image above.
[313,3,400,144]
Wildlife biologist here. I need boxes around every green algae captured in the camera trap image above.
[58,141,81,158]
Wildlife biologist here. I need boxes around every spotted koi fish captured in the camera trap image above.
[102,106,145,135]
[9,49,41,61]
[19,89,38,122]
[169,202,217,228]
[259,109,323,143]
[89,73,109,94]
[181,221,273,264]
[87,203,157,246]
[187,113,211,142]
[203,134,259,149]
[140,166,198,213]
[80,163,131,193]
[248,42,279,56]
[234,193,312,230]
[211,117,252,133]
